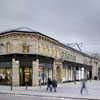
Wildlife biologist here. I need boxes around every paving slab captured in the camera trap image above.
[0,80,100,100]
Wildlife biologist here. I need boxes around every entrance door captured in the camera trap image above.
[20,67,32,86]
[20,60,32,86]
[24,67,32,86]
[89,71,92,79]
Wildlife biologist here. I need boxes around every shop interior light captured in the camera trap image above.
[16,61,19,64]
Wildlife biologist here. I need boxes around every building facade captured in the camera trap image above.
[0,28,99,86]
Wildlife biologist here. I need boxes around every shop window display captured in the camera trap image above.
[0,68,11,85]
[39,64,53,85]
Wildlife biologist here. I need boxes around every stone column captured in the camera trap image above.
[12,58,19,86]
[71,66,73,81]
[32,59,39,86]
[68,67,71,81]
[53,60,63,82]
[53,60,57,79]
[60,63,63,81]
[66,67,69,81]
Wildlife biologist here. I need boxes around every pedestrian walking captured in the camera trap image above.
[80,79,88,94]
[52,79,57,92]
[46,78,52,92]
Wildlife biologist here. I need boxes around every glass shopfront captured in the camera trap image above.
[19,61,32,86]
[19,59,53,86]
[0,62,12,85]
[20,67,32,86]
[39,63,53,84]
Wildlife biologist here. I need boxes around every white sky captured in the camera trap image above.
[0,0,100,54]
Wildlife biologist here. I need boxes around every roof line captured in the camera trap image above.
[10,26,38,32]
[0,28,97,59]
[0,26,38,34]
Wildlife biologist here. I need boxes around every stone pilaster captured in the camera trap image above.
[71,66,73,81]
[68,67,71,81]
[12,58,19,86]
[53,59,63,82]
[53,60,57,79]
[66,67,69,81]
[59,63,63,81]
[32,59,39,86]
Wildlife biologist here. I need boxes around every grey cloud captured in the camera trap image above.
[0,0,100,54]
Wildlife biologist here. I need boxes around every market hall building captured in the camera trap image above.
[0,28,99,86]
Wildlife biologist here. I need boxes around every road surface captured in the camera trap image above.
[0,94,86,100]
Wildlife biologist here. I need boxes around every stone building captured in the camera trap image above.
[0,28,99,86]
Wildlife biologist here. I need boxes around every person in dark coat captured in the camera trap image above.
[80,79,88,94]
[47,78,52,92]
[52,79,57,92]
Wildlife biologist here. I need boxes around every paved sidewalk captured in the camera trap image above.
[0,80,100,100]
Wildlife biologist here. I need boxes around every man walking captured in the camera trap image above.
[80,79,88,94]
[52,79,57,92]
[47,78,52,92]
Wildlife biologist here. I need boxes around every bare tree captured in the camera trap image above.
[91,53,100,60]
[66,42,83,52]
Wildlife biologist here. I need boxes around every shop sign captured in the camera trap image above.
[61,51,76,62]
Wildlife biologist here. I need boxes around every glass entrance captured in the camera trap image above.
[20,60,32,86]
[24,67,32,86]
[39,63,53,85]
[20,67,32,86]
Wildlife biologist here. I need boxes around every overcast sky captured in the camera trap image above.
[0,0,100,54]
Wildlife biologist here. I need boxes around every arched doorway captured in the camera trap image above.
[56,66,62,81]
